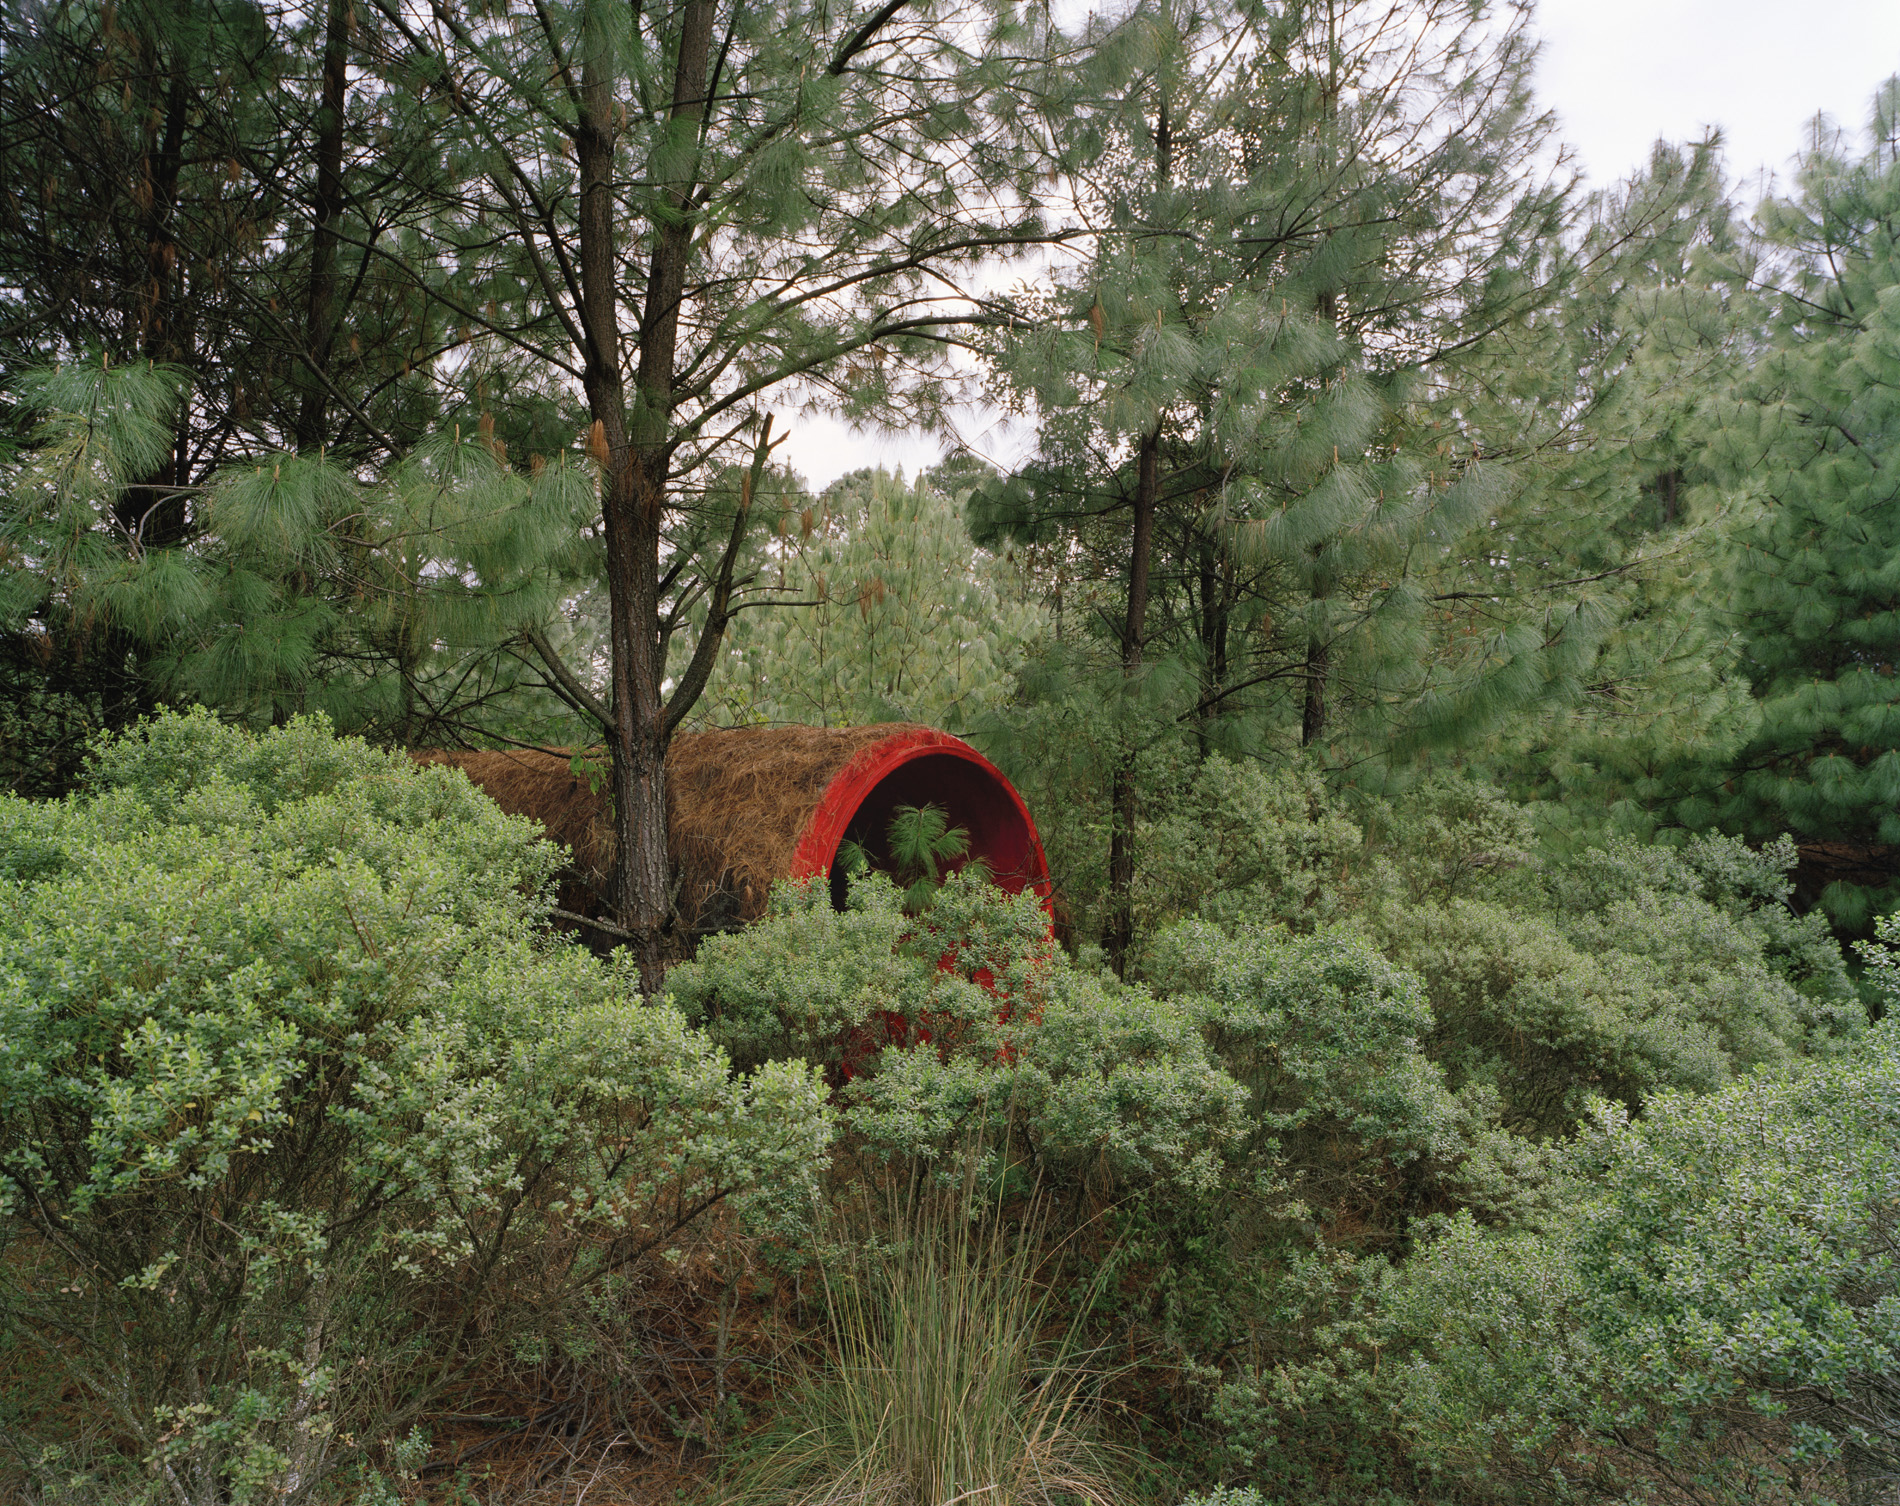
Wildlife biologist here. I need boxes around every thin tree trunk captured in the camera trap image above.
[295,0,350,452]
[1301,278,1341,751]
[1657,466,1682,527]
[578,0,717,991]
[120,62,190,548]
[1300,624,1329,747]
[1100,89,1173,977]
[1194,528,1231,748]
[1102,427,1159,977]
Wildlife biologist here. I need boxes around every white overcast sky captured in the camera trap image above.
[777,0,1900,491]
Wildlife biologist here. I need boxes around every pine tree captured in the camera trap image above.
[688,468,1047,732]
[0,0,466,466]
[340,0,1072,981]
[0,0,542,782]
[0,360,596,788]
[974,0,1571,969]
[1708,81,1900,930]
[1458,142,1775,844]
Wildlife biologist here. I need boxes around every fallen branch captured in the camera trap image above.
[549,907,635,940]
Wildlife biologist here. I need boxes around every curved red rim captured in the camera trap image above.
[788,727,1052,903]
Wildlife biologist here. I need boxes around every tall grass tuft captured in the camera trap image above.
[731,1179,1119,1506]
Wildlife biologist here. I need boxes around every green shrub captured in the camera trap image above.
[1378,898,1737,1135]
[670,869,1248,1192]
[1102,922,1474,1501]
[1359,775,1536,908]
[1538,831,1862,1038]
[1395,1016,1900,1505]
[1135,755,1369,934]
[725,1177,1119,1506]
[1369,834,1860,1138]
[667,870,933,1076]
[849,960,1246,1191]
[0,710,833,1504]
[1148,921,1461,1216]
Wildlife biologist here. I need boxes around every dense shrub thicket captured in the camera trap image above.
[671,745,1875,1505]
[0,710,1892,1505]
[0,712,831,1504]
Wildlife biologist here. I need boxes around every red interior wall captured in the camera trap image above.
[790,731,1050,908]
[835,752,1039,894]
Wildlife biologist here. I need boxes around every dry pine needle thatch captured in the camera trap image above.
[416,724,923,934]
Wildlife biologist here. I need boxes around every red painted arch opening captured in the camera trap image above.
[787,729,1051,909]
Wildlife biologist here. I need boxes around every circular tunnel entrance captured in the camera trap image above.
[785,732,1051,911]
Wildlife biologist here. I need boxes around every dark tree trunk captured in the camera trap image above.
[1301,280,1342,751]
[578,0,717,992]
[295,0,350,452]
[119,63,190,548]
[1655,467,1683,527]
[1102,426,1159,977]
[1100,89,1175,977]
[1300,625,1329,748]
[1194,529,1231,744]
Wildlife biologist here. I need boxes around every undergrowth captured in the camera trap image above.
[723,1170,1123,1506]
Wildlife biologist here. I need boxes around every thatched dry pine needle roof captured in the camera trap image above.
[416,724,1050,934]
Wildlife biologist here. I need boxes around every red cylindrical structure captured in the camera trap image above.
[418,724,1050,932]
[787,726,1050,897]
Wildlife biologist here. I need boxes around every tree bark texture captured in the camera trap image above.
[1101,88,1174,977]
[1102,426,1159,977]
[1300,625,1330,747]
[1194,530,1232,747]
[577,0,717,991]
[295,0,350,452]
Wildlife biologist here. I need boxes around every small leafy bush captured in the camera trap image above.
[1395,1014,1900,1505]
[1136,753,1369,934]
[0,710,832,1505]
[669,871,1246,1190]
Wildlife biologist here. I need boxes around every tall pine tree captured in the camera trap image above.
[340,0,1074,979]
[973,0,1570,968]
[1708,80,1900,930]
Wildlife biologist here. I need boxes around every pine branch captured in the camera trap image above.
[550,907,634,939]
[523,626,613,735]
[666,415,781,735]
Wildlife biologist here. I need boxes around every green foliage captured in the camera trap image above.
[1371,832,1860,1139]
[0,362,598,776]
[835,801,980,915]
[1704,82,1900,929]
[1136,755,1371,936]
[1148,923,1456,1204]
[977,0,1581,770]
[1462,140,1767,833]
[667,873,944,1077]
[1363,777,1538,909]
[1084,919,1495,1501]
[1397,1016,1900,1505]
[985,732,1371,952]
[0,710,832,1503]
[3,9,1897,1502]
[1060,816,1862,1501]
[670,871,1245,1192]
[0,0,464,452]
[725,1178,1118,1506]
[885,803,976,912]
[693,469,1048,734]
